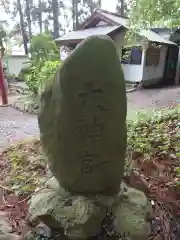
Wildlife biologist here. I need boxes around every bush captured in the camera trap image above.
[29,33,59,62]
[25,33,61,96]
[18,66,31,81]
[37,60,60,94]
[26,60,61,96]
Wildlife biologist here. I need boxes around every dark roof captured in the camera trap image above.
[55,9,129,45]
[151,27,172,41]
[55,9,176,46]
[78,9,129,29]
[140,30,176,45]
[56,25,120,44]
[151,27,172,33]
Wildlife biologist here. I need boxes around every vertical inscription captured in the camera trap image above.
[76,81,108,175]
[78,81,108,111]
[80,151,108,174]
[76,116,103,139]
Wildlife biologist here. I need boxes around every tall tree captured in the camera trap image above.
[31,0,48,33]
[51,0,60,38]
[38,0,43,33]
[98,0,101,8]
[0,0,10,14]
[72,0,78,30]
[16,0,28,54]
[129,0,180,29]
[71,0,100,30]
[25,0,32,38]
[0,22,7,57]
[116,0,127,16]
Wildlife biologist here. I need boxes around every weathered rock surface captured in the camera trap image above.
[28,178,153,240]
[113,182,153,240]
[28,177,115,239]
[38,35,127,195]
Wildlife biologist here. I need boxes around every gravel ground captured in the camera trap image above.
[0,107,39,150]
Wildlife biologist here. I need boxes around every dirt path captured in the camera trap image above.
[0,86,179,150]
[127,86,180,119]
[0,107,38,150]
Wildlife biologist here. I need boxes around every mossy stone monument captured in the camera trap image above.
[38,35,127,195]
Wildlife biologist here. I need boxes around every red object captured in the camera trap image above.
[0,58,8,105]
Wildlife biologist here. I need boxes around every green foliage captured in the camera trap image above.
[2,139,49,195]
[26,60,60,96]
[36,60,60,94]
[18,66,31,81]
[0,26,6,39]
[129,0,180,30]
[174,167,180,186]
[25,33,61,95]
[126,106,180,186]
[26,61,43,95]
[127,107,179,152]
[29,33,59,62]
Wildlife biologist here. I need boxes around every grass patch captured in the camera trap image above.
[126,105,180,171]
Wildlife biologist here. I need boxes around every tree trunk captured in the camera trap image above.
[120,0,125,16]
[0,41,5,58]
[75,0,79,29]
[72,0,76,30]
[38,0,43,33]
[17,0,28,54]
[51,0,60,38]
[86,0,97,14]
[25,0,32,38]
[98,0,101,8]
[116,0,126,16]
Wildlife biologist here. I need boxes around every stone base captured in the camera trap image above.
[28,177,110,239]
[27,178,152,240]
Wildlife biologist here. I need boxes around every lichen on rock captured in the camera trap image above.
[113,181,153,240]
[28,177,115,239]
[38,35,127,195]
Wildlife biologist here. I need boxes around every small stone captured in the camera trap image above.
[113,182,153,240]
[28,178,110,239]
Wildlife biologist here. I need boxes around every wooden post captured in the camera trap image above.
[0,58,8,105]
[175,47,180,85]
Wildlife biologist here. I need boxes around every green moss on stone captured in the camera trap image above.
[38,36,127,195]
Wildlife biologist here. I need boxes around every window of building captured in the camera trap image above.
[145,45,161,66]
[121,46,142,65]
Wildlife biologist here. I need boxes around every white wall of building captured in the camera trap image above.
[121,64,142,82]
[142,45,168,81]
[3,55,29,76]
[121,45,168,83]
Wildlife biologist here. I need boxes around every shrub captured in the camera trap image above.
[26,60,61,96]
[25,33,60,96]
[37,60,61,94]
[18,66,31,81]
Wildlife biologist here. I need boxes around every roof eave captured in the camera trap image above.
[55,38,83,46]
[143,39,177,46]
[77,9,121,30]
[55,26,125,46]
